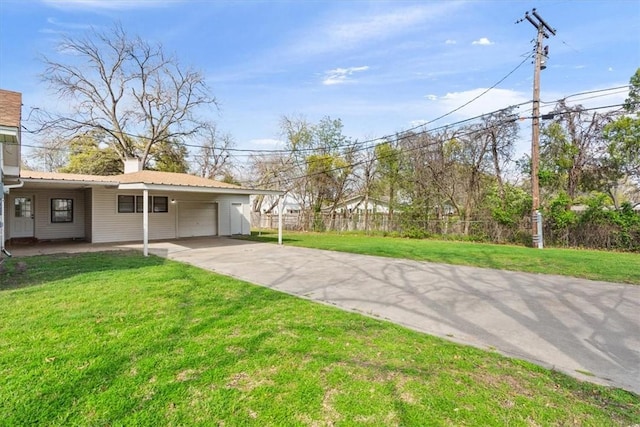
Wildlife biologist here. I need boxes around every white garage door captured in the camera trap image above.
[178,202,217,237]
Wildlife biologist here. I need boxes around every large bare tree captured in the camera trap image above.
[37,24,217,168]
[191,124,235,181]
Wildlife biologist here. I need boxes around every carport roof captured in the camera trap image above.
[19,170,282,195]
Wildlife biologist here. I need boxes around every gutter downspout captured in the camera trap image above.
[3,180,24,191]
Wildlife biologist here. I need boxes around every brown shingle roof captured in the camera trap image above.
[0,89,22,128]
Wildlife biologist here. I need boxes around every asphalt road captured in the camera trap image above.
[17,237,637,393]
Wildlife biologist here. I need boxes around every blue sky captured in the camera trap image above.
[1,0,639,162]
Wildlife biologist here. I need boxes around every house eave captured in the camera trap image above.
[20,177,119,187]
[117,182,283,196]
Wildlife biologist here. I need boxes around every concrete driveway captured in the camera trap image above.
[10,237,640,393]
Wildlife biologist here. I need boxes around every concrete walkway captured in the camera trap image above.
[8,237,640,393]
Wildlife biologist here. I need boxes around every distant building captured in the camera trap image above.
[324,195,393,215]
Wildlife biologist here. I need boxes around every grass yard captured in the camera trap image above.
[1,252,638,425]
[246,231,640,285]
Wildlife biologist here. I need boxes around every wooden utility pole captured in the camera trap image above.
[519,9,555,248]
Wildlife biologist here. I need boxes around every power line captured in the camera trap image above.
[23,101,631,193]
[22,53,534,157]
[22,99,632,189]
[22,81,632,182]
[540,85,630,104]
[246,101,633,189]
[24,83,627,159]
[22,91,630,160]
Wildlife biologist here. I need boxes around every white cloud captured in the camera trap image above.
[472,37,494,46]
[327,7,434,48]
[250,138,283,147]
[41,0,182,10]
[608,67,614,72]
[322,66,370,86]
[437,88,528,119]
[409,119,429,127]
[288,3,465,57]
[425,94,438,101]
[445,39,457,45]
[44,17,94,31]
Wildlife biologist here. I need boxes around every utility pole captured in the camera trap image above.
[518,9,555,249]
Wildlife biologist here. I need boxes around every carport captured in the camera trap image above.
[116,176,285,256]
[3,168,285,256]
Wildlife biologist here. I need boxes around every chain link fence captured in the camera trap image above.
[252,211,640,251]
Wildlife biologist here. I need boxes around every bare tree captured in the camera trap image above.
[191,124,235,180]
[28,136,69,172]
[353,143,379,231]
[37,24,217,168]
[480,108,519,203]
[248,153,291,213]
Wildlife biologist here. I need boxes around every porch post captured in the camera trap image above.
[143,189,149,256]
[278,194,283,246]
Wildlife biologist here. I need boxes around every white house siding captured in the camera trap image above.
[339,199,390,214]
[90,187,177,243]
[89,189,250,243]
[84,188,92,242]
[9,188,86,240]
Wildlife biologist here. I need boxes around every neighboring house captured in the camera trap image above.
[252,193,302,215]
[1,89,22,255]
[4,160,282,250]
[325,195,393,215]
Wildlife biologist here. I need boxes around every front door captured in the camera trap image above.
[11,196,35,238]
[230,203,243,235]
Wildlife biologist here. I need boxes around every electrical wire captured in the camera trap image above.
[22,98,632,187]
[246,101,633,189]
[22,54,534,157]
[540,85,630,104]
[22,90,633,185]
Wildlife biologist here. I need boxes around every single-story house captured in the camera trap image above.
[1,88,284,256]
[4,159,283,255]
[325,195,394,215]
[252,193,302,215]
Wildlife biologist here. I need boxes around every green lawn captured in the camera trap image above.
[246,231,640,285]
[1,252,638,425]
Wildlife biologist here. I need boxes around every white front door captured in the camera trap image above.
[230,203,243,235]
[11,196,35,238]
